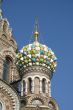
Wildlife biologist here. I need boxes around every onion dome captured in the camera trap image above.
[16,22,57,73]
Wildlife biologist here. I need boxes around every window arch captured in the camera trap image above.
[28,78,32,93]
[0,102,2,110]
[42,78,46,93]
[3,56,13,81]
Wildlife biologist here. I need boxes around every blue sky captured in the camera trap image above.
[2,0,73,110]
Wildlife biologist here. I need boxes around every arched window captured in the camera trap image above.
[23,80,26,94]
[0,102,2,110]
[42,78,46,93]
[28,78,32,93]
[3,56,12,81]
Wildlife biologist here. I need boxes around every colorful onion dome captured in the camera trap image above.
[16,22,57,73]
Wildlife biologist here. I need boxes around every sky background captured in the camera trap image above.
[2,0,73,110]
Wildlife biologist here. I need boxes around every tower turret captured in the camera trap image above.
[16,22,59,110]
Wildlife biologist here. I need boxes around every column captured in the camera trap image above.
[11,69,14,82]
[0,56,4,79]
[45,81,48,93]
[49,82,51,97]
[21,80,23,96]
[40,79,42,93]
[32,78,34,93]
[10,66,15,82]
[25,79,28,94]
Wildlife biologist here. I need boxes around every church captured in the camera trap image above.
[0,1,60,110]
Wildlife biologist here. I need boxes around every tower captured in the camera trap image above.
[16,22,59,110]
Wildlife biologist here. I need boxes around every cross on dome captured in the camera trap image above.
[33,18,39,42]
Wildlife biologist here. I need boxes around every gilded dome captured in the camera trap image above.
[16,41,57,73]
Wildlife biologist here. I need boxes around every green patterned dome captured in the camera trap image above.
[16,22,57,73]
[16,41,57,73]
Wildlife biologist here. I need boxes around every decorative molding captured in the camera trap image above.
[0,79,20,110]
[0,47,16,60]
[49,97,60,110]
[21,66,53,79]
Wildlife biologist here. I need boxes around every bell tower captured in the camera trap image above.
[16,22,59,110]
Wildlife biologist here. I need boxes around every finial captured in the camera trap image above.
[34,18,39,42]
[0,0,3,20]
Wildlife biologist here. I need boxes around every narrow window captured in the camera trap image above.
[3,56,12,81]
[17,81,21,94]
[23,80,26,94]
[28,78,32,93]
[42,78,46,93]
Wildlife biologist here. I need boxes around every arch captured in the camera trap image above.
[42,78,46,93]
[0,80,20,110]
[2,49,16,60]
[10,39,15,45]
[3,56,13,81]
[32,99,43,106]
[34,77,40,94]
[2,34,7,39]
[31,96,44,106]
[28,78,32,93]
[0,99,6,110]
[0,102,2,110]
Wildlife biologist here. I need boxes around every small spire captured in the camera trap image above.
[34,18,39,42]
[0,0,3,20]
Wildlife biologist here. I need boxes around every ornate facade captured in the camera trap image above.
[0,1,60,110]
